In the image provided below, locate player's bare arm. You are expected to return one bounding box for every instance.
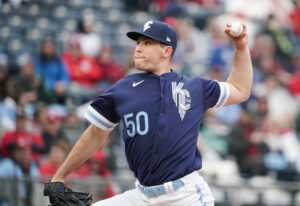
[51,124,110,182]
[223,23,253,106]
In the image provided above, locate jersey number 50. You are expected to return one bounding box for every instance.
[124,111,149,137]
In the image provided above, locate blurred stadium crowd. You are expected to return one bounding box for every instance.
[0,0,300,205]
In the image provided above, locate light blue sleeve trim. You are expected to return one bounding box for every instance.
[214,82,230,108]
[84,105,117,131]
[87,109,112,129]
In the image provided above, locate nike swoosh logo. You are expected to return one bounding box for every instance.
[132,80,144,87]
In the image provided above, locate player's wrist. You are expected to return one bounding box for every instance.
[235,45,249,52]
[50,175,66,183]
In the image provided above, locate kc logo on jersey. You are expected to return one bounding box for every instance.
[172,82,191,120]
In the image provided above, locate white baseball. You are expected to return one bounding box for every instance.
[229,21,243,37]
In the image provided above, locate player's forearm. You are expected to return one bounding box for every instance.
[226,46,253,102]
[52,125,109,182]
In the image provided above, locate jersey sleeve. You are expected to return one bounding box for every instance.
[202,78,230,110]
[84,86,120,131]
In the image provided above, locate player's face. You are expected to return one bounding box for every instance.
[134,37,164,72]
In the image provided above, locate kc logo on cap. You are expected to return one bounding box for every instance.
[127,20,177,52]
[143,20,153,32]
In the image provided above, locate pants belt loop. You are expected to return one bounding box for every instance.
[164,182,174,193]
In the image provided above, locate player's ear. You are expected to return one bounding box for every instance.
[162,46,173,58]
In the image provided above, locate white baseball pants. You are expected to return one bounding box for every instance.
[92,171,214,206]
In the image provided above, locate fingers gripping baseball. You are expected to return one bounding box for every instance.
[225,22,248,50]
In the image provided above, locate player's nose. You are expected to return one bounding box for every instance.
[135,44,142,53]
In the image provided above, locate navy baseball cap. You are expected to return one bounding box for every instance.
[127,20,177,52]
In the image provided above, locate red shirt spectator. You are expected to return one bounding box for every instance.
[1,114,45,163]
[39,140,71,181]
[288,73,300,96]
[76,150,114,199]
[96,45,126,83]
[62,35,103,87]
[290,2,300,37]
[288,54,300,97]
[39,160,58,177]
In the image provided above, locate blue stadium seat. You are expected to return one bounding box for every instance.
[26,27,42,41]
[27,3,40,17]
[53,5,68,19]
[58,30,71,45]
[0,26,11,40]
[63,19,77,32]
[8,38,24,53]
[70,0,84,7]
[99,0,123,10]
[8,15,22,27]
[0,3,12,16]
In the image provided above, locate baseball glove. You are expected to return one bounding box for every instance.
[44,182,93,206]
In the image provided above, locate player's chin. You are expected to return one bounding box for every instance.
[135,63,147,71]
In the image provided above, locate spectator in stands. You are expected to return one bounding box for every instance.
[42,111,68,154]
[207,64,242,126]
[249,96,269,129]
[0,136,40,206]
[287,52,300,100]
[30,102,48,136]
[7,53,55,105]
[251,34,289,84]
[34,37,69,104]
[251,34,277,77]
[290,0,300,36]
[200,110,229,158]
[62,34,103,104]
[62,34,103,86]
[63,110,85,146]
[39,139,71,180]
[77,13,102,58]
[150,0,169,12]
[264,14,295,73]
[161,0,186,17]
[263,115,300,181]
[228,109,269,177]
[0,52,16,135]
[296,112,300,139]
[96,45,126,85]
[166,16,212,77]
[0,110,45,163]
[124,0,150,11]
[76,149,115,199]
[210,33,234,79]
[0,52,8,101]
[253,73,298,128]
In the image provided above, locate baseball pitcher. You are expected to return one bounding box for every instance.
[44,20,252,206]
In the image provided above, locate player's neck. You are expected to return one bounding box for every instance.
[152,62,171,76]
[152,69,171,76]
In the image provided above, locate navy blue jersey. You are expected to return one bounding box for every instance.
[85,70,229,186]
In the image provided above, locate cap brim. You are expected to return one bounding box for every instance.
[127,31,160,43]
